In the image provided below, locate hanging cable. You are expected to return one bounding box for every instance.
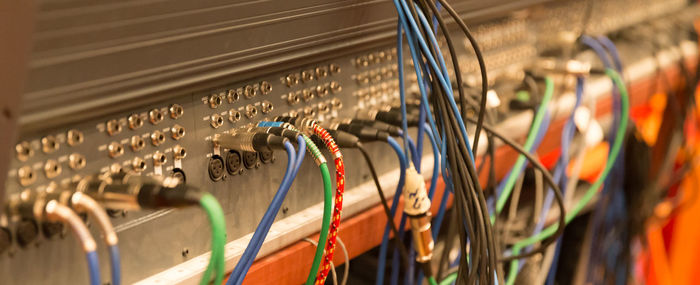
[71,192,121,285]
[222,133,306,285]
[505,68,630,285]
[493,78,555,220]
[44,200,101,285]
[269,117,345,285]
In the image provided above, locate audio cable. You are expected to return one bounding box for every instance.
[6,189,103,285]
[504,68,630,285]
[44,199,101,285]
[70,191,121,285]
[273,117,346,285]
[492,78,554,221]
[527,76,585,277]
[78,174,227,285]
[219,130,310,285]
[257,121,336,285]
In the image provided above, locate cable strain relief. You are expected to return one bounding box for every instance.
[280,129,300,141]
[310,135,325,149]
[327,130,360,148]
[419,262,434,279]
[265,135,289,150]
[376,131,390,141]
[251,133,274,152]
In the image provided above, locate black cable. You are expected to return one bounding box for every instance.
[434,0,489,156]
[417,0,467,121]
[355,143,413,268]
[408,2,497,281]
[461,116,567,261]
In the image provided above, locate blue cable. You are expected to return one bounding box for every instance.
[543,78,584,285]
[375,136,408,285]
[393,0,443,147]
[395,0,475,161]
[108,245,121,285]
[238,138,305,285]
[227,140,299,285]
[86,250,101,285]
[390,134,419,285]
[518,77,584,276]
[581,35,628,285]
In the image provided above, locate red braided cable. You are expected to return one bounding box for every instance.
[312,124,344,284]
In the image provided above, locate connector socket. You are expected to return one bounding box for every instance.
[169,104,184,119]
[41,135,60,154]
[260,81,272,95]
[15,141,33,161]
[229,109,242,123]
[130,135,146,151]
[171,124,186,140]
[44,159,62,178]
[150,131,166,146]
[108,142,125,158]
[244,85,256,98]
[149,109,164,125]
[261,100,274,114]
[210,114,224,129]
[66,129,84,146]
[17,166,36,186]
[152,151,167,166]
[245,104,258,119]
[68,153,86,170]
[172,145,187,160]
[132,157,146,172]
[106,119,122,136]
[209,94,223,109]
[128,114,144,130]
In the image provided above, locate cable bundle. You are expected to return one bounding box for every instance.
[389,0,498,283]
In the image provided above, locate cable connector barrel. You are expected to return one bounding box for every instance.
[79,174,202,210]
[213,132,289,152]
[402,166,434,265]
[274,116,316,134]
[324,123,390,142]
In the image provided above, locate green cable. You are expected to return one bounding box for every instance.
[306,162,333,285]
[438,273,458,285]
[290,131,333,285]
[505,68,629,285]
[493,77,555,222]
[277,127,332,284]
[199,193,227,285]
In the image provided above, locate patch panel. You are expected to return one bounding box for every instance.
[1,1,695,284]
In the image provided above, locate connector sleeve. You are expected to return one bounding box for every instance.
[265,136,289,150]
[136,184,202,208]
[326,130,359,148]
[334,124,390,142]
[257,121,284,128]
[251,133,274,152]
[348,119,401,136]
[375,110,420,126]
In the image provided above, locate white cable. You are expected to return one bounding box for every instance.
[336,237,349,285]
[303,238,338,285]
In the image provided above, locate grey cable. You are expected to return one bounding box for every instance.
[533,168,544,226]
[503,173,526,241]
[303,238,338,285]
[337,237,349,285]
